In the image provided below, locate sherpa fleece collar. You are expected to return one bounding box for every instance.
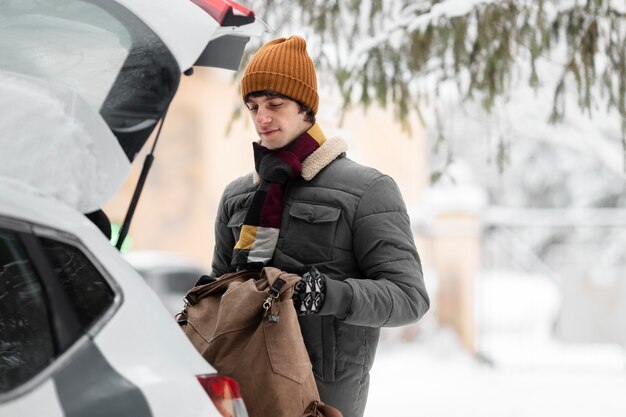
[253,136,347,185]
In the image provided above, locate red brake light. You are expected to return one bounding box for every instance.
[191,0,255,27]
[196,374,248,417]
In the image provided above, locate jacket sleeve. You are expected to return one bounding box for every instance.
[319,175,430,327]
[210,191,236,278]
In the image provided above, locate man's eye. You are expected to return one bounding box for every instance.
[248,106,258,112]
[269,102,283,108]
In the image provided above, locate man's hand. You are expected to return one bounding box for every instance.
[292,266,326,315]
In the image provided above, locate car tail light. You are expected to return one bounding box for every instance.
[196,374,248,417]
[191,0,255,26]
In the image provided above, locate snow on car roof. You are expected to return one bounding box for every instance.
[0,71,129,213]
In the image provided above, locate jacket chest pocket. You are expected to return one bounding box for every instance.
[283,202,342,264]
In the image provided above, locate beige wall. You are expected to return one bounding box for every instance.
[105,68,429,268]
[431,212,481,351]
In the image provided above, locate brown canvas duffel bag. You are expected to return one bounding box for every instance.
[177,267,342,417]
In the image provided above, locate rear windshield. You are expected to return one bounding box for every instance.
[0,0,180,161]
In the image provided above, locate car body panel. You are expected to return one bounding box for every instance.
[114,0,218,71]
[52,340,152,417]
[0,380,64,417]
[0,180,218,416]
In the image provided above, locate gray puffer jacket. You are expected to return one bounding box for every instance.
[210,137,430,417]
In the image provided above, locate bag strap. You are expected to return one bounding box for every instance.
[184,267,300,306]
[261,267,301,296]
[177,269,262,325]
[184,269,260,305]
[260,267,302,323]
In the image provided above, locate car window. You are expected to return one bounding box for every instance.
[0,0,130,111]
[0,228,116,394]
[0,229,55,394]
[0,0,180,161]
[40,237,114,330]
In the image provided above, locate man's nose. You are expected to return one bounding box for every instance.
[256,108,271,125]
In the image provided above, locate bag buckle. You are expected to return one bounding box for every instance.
[263,278,286,323]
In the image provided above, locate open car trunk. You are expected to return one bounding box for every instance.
[0,0,265,224]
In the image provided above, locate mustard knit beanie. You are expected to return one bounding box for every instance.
[241,35,319,114]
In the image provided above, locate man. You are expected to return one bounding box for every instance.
[209,35,430,417]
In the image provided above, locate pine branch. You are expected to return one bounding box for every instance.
[239,0,626,164]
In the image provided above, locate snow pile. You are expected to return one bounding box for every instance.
[476,270,560,336]
[367,271,626,417]
[0,71,129,213]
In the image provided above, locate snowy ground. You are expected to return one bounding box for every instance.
[365,270,626,417]
[366,328,626,417]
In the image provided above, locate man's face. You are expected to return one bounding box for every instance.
[246,95,312,150]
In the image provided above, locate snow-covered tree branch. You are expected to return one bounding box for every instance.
[243,0,626,166]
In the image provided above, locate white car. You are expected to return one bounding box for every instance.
[0,0,265,416]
